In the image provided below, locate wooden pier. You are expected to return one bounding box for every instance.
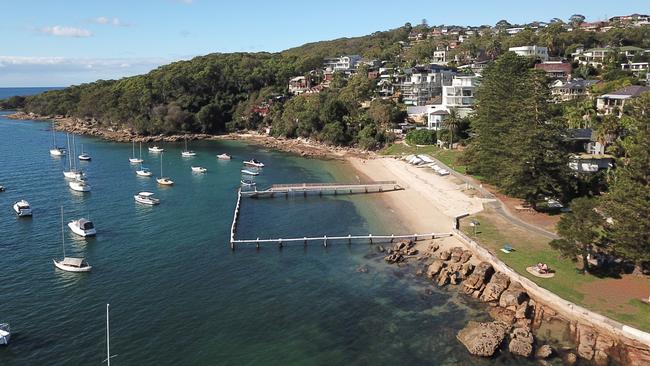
[228,180,448,250]
[240,181,402,198]
[230,232,453,249]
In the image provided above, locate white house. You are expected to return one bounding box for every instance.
[425,75,479,130]
[508,45,549,61]
[432,49,447,65]
[323,55,362,72]
[596,85,650,115]
[399,65,455,106]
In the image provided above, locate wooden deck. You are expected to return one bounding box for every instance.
[240,181,402,198]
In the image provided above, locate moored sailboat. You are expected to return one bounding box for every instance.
[53,207,92,273]
[156,152,174,185]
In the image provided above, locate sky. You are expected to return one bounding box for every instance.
[0,0,647,87]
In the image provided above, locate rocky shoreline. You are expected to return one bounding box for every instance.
[383,238,650,365]
[5,111,372,160]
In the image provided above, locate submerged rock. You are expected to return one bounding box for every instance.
[356,265,369,273]
[457,320,509,357]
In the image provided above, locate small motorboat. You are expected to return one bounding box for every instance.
[148,146,164,153]
[49,147,66,156]
[13,200,32,216]
[134,191,160,205]
[241,169,259,176]
[54,207,92,273]
[217,153,231,160]
[129,157,143,164]
[0,185,5,192]
[241,179,256,187]
[191,166,207,173]
[136,166,152,177]
[69,177,91,192]
[243,159,264,168]
[0,323,10,345]
[68,218,97,237]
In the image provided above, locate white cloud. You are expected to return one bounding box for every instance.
[91,17,130,27]
[40,25,92,37]
[0,56,191,86]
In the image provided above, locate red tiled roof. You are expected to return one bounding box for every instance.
[534,62,572,74]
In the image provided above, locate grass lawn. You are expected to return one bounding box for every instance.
[379,143,468,173]
[460,209,650,332]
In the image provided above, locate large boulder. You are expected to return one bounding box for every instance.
[593,334,614,366]
[459,262,474,279]
[457,321,509,357]
[437,268,450,286]
[450,247,464,262]
[480,272,510,302]
[427,260,445,278]
[439,250,451,261]
[499,285,528,310]
[462,261,494,295]
[460,250,473,263]
[508,327,534,357]
[577,326,597,361]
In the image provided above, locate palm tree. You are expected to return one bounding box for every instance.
[443,108,462,150]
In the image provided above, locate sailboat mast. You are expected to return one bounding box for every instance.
[106,303,111,366]
[60,206,66,258]
[67,134,72,170]
[132,141,135,158]
[160,153,163,177]
[52,122,56,147]
[139,142,142,159]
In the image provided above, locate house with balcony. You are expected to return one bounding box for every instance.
[534,61,572,80]
[573,48,613,67]
[288,76,308,95]
[432,49,447,65]
[596,85,650,115]
[621,62,650,75]
[323,55,362,73]
[551,79,600,102]
[399,65,455,106]
[508,45,549,61]
[565,128,613,173]
[424,75,479,130]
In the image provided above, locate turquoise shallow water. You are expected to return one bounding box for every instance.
[0,112,547,365]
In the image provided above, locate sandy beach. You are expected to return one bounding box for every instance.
[347,156,488,234]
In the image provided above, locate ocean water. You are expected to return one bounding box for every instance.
[0,112,548,365]
[0,87,64,99]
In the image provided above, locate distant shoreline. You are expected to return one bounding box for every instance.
[5,111,373,160]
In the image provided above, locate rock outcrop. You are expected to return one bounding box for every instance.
[508,327,534,357]
[457,321,509,357]
[480,272,510,302]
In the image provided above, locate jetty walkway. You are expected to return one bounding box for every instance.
[240,181,402,198]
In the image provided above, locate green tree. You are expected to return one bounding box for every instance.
[443,107,462,149]
[550,197,603,274]
[603,93,650,274]
[465,52,571,203]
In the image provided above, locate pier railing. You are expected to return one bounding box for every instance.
[240,181,403,198]
[230,232,453,249]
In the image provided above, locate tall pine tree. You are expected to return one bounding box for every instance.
[465,52,570,204]
[603,93,650,274]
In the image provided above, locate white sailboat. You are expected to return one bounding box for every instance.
[191,166,207,173]
[136,164,152,177]
[69,176,91,192]
[53,207,92,273]
[217,153,231,160]
[104,304,117,365]
[78,144,91,161]
[148,145,164,153]
[156,153,174,186]
[129,141,143,164]
[181,136,196,157]
[63,134,78,178]
[49,122,66,156]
